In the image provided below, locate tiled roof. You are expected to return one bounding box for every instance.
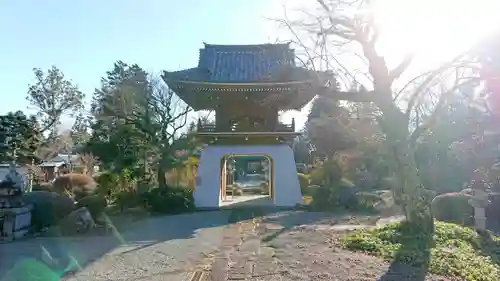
[39,161,66,167]
[164,43,301,83]
[45,154,80,165]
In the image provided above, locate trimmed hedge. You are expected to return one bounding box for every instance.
[141,186,195,214]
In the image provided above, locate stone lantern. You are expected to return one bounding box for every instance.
[468,169,490,232]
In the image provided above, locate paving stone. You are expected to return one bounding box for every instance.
[209,257,229,281]
[258,246,275,258]
[238,239,260,252]
[253,261,280,277]
[227,262,253,280]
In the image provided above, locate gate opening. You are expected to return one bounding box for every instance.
[219,154,273,207]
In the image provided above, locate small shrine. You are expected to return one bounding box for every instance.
[163,43,319,208]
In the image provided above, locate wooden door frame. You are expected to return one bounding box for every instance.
[219,153,274,200]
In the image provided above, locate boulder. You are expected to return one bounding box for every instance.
[58,207,96,235]
[431,192,474,226]
[22,191,75,231]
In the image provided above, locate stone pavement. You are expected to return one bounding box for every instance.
[194,214,280,281]
[195,210,405,281]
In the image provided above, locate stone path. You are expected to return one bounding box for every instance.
[194,211,407,281]
[203,212,281,281]
[1,211,231,281]
[1,208,407,281]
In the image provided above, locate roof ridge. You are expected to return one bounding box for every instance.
[202,42,291,50]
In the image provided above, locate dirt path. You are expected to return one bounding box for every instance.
[206,210,458,281]
[265,226,457,281]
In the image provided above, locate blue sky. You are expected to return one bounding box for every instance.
[0,0,286,129]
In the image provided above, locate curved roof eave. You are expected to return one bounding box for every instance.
[165,79,315,86]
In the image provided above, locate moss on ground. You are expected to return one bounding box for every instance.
[340,221,500,281]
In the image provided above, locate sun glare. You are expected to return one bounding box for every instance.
[267,0,500,128]
[374,0,500,66]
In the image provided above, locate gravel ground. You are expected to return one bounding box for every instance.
[264,228,458,281]
[1,209,462,281]
[0,211,230,281]
[248,211,459,281]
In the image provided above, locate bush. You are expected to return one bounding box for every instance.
[94,171,120,198]
[340,221,500,281]
[309,167,325,186]
[431,192,474,226]
[309,159,343,186]
[311,184,364,211]
[297,173,310,195]
[114,190,144,211]
[76,194,107,222]
[310,186,334,210]
[22,191,76,231]
[142,186,195,214]
[355,191,383,208]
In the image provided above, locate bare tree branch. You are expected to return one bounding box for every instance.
[404,55,474,117]
[409,76,481,145]
[389,54,416,82]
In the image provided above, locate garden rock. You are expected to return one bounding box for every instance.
[431,192,474,226]
[58,207,96,235]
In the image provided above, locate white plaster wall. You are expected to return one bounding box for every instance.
[193,144,302,208]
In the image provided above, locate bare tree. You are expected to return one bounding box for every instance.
[128,76,191,188]
[79,153,98,176]
[275,0,485,225]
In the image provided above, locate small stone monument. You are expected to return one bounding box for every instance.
[0,166,33,241]
[468,169,490,232]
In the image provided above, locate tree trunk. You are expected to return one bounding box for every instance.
[157,165,166,188]
[378,105,433,230]
[389,137,433,230]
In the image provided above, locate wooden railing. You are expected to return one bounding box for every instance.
[197,118,295,133]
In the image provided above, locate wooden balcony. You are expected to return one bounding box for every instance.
[197,118,296,133]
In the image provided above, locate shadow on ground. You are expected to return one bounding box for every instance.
[0,211,231,280]
[476,230,500,266]
[1,195,378,281]
[0,198,313,280]
[378,222,433,281]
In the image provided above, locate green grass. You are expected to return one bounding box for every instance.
[339,221,500,281]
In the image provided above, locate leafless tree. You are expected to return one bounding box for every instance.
[79,153,98,176]
[127,76,191,188]
[274,0,486,224]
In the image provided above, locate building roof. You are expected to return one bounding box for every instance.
[163,43,310,83]
[42,154,80,166]
[39,161,66,168]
